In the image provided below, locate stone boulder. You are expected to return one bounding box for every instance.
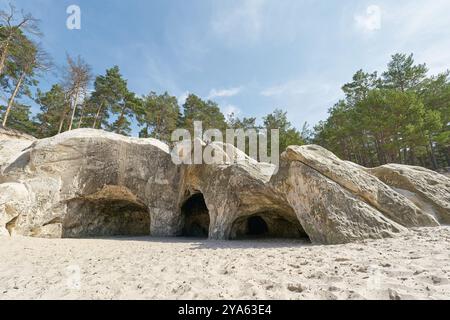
[368,164,450,224]
[1,128,448,245]
[284,145,438,228]
[0,183,32,236]
[0,129,181,238]
[271,156,407,244]
[0,126,36,174]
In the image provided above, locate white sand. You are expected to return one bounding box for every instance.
[1,227,449,300]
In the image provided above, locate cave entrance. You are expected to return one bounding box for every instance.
[62,186,151,238]
[247,216,269,236]
[231,212,310,241]
[181,193,210,238]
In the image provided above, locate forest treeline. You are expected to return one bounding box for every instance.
[0,4,449,170]
[0,5,305,153]
[314,54,449,170]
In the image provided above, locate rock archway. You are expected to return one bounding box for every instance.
[230,211,310,241]
[180,193,210,238]
[62,186,150,238]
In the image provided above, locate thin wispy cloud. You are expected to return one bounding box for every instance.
[6,0,450,137]
[260,81,305,97]
[207,87,242,99]
[354,5,382,32]
[259,77,343,126]
[221,104,241,118]
[211,0,266,45]
[177,91,190,106]
[371,0,450,74]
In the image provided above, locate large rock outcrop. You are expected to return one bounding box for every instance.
[0,126,35,172]
[1,129,448,245]
[284,146,438,228]
[368,164,450,224]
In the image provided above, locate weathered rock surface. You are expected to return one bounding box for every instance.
[284,145,438,228]
[272,158,407,244]
[0,129,180,238]
[368,164,450,224]
[0,126,35,174]
[1,128,448,245]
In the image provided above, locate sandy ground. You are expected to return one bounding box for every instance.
[1,227,450,300]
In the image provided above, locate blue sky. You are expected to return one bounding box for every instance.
[6,0,450,136]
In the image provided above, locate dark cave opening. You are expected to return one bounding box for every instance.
[181,193,210,238]
[63,198,150,238]
[231,212,310,241]
[247,216,269,236]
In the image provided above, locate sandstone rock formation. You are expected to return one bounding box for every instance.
[1,128,448,245]
[0,126,36,172]
[368,164,450,224]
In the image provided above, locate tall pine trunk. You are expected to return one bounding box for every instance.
[0,38,11,76]
[428,137,438,170]
[68,89,80,131]
[77,101,86,128]
[92,102,104,129]
[57,112,66,134]
[2,72,25,127]
[115,106,127,133]
[77,110,84,128]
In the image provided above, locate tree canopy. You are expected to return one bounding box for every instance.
[314,53,449,170]
[0,3,448,171]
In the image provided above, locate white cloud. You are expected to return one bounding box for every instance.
[355,5,382,32]
[207,87,242,99]
[211,0,266,44]
[260,81,305,97]
[370,0,450,74]
[221,104,241,118]
[177,91,190,106]
[384,0,450,39]
[209,0,310,47]
[259,77,343,126]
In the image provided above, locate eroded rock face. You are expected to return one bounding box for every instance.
[284,145,438,228]
[0,126,35,174]
[0,129,181,238]
[0,183,32,236]
[1,128,448,245]
[272,159,407,244]
[368,164,450,224]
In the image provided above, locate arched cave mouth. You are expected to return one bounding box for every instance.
[181,193,210,238]
[231,212,310,241]
[62,198,150,238]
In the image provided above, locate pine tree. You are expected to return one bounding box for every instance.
[62,54,92,132]
[90,66,128,129]
[1,31,49,128]
[0,3,40,76]
[263,109,305,152]
[35,84,67,137]
[137,91,180,142]
[181,94,226,132]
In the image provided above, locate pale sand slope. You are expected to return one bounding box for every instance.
[1,227,449,300]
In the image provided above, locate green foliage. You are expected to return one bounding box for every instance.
[88,66,128,129]
[107,91,142,135]
[181,94,227,132]
[342,69,380,104]
[263,109,305,152]
[137,91,180,142]
[227,113,257,130]
[35,84,66,137]
[314,53,449,169]
[0,103,37,134]
[382,53,428,92]
[1,6,447,172]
